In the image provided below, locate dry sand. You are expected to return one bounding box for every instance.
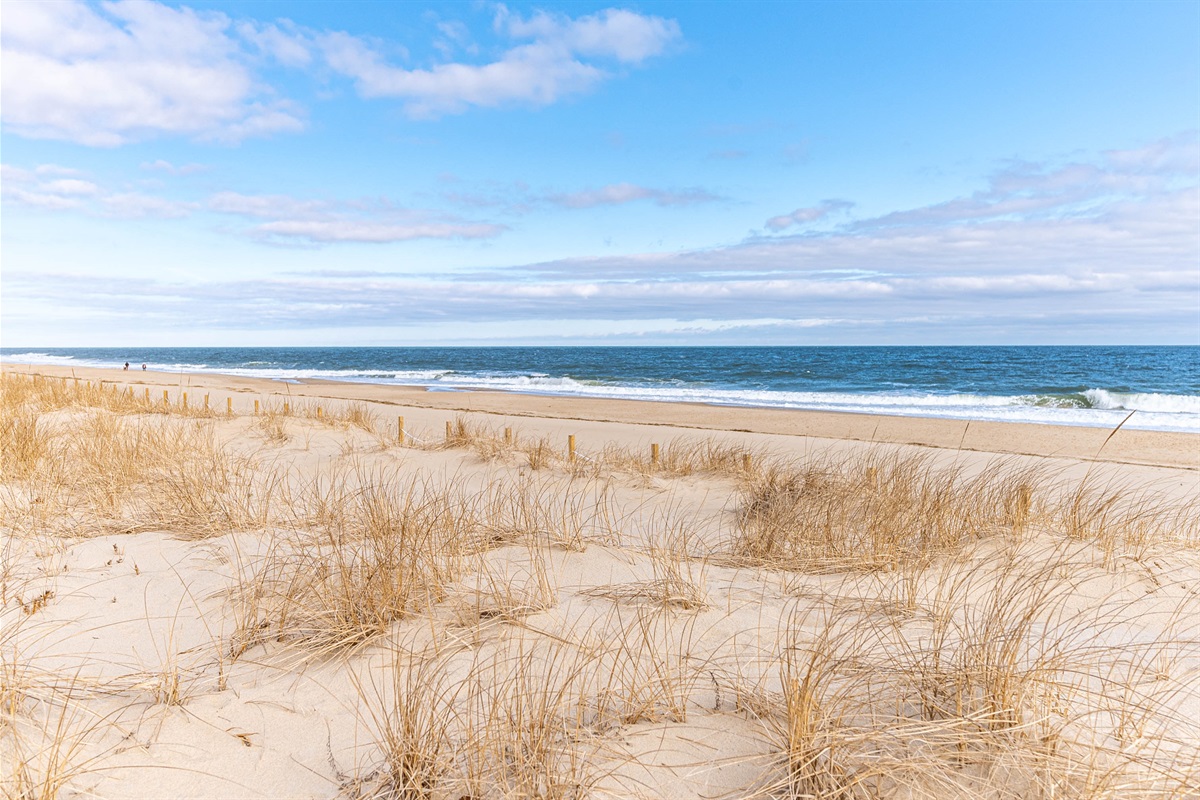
[3,364,1198,799]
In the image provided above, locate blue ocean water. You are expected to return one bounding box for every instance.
[3,346,1198,432]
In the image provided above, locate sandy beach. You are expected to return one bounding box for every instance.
[3,363,1198,799]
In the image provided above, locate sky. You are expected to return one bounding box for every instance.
[1,0,1198,347]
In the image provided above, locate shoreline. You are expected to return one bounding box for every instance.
[6,362,1198,470]
[3,347,1196,435]
[4,358,1198,798]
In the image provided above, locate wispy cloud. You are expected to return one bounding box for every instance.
[547,183,722,209]
[765,199,854,231]
[2,165,98,211]
[5,136,1195,342]
[207,191,505,245]
[3,162,198,218]
[140,160,209,176]
[251,219,505,244]
[100,192,197,220]
[4,169,504,238]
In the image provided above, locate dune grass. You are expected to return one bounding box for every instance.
[2,372,1197,798]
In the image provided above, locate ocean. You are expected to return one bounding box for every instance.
[3,346,1198,433]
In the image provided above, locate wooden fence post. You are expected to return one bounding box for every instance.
[651,443,660,466]
[568,435,576,461]
[397,416,405,445]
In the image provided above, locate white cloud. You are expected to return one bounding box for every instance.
[40,179,100,196]
[100,192,196,219]
[499,7,681,64]
[140,159,208,175]
[252,219,506,244]
[1,2,680,144]
[207,190,506,244]
[208,191,331,219]
[2,161,195,218]
[235,20,312,67]
[548,183,722,209]
[319,6,680,118]
[1,187,89,211]
[1,0,304,145]
[4,136,1194,344]
[765,199,854,231]
[1,165,98,210]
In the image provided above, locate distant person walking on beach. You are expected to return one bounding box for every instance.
[142,363,147,371]
[124,362,129,370]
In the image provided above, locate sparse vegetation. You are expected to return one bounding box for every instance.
[2,368,1197,798]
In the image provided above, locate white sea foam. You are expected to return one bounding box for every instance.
[1083,388,1200,414]
[4,352,1197,432]
[412,375,1200,432]
[2,352,81,365]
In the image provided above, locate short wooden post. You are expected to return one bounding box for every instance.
[397,416,405,445]
[743,453,753,472]
[144,388,150,402]
[568,435,576,460]
[254,399,260,415]
[163,389,169,405]
[445,420,453,441]
[316,406,323,419]
[504,427,513,445]
[283,402,289,415]
[182,392,188,409]
[204,393,209,409]
[650,443,660,466]
[227,397,233,414]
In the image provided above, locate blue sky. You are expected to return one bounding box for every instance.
[2,0,1197,346]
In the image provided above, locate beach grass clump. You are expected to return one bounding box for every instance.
[0,407,51,483]
[456,641,603,800]
[732,445,1198,575]
[352,638,605,800]
[731,451,1060,572]
[1054,476,1200,558]
[349,650,459,800]
[255,406,290,444]
[582,607,705,729]
[0,403,281,540]
[231,471,476,653]
[1,372,157,418]
[0,646,117,800]
[453,546,558,631]
[745,542,1200,799]
[341,402,379,434]
[602,436,758,479]
[582,520,709,611]
[479,475,618,552]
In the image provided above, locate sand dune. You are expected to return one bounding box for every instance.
[3,365,1198,799]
